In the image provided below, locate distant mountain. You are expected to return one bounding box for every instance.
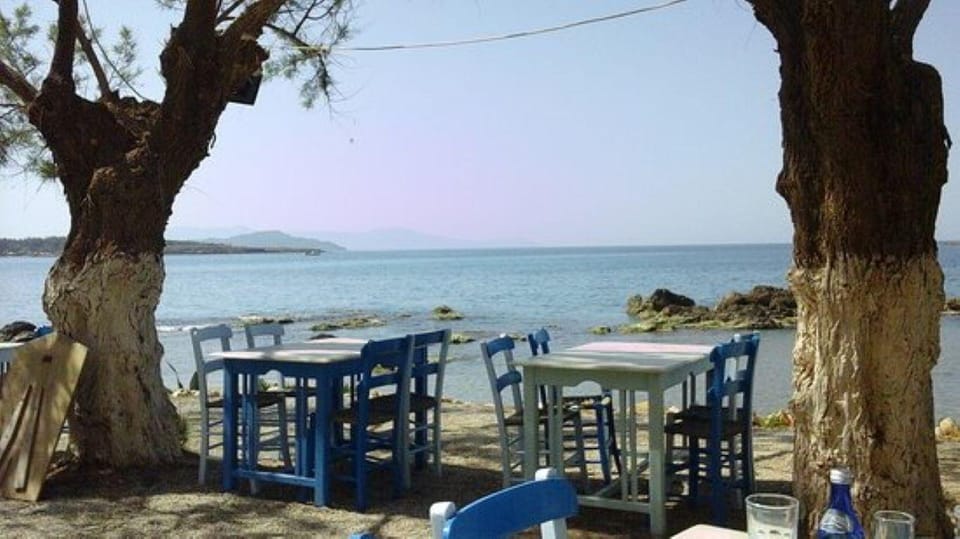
[0,236,304,256]
[218,230,345,251]
[168,225,532,251]
[297,227,535,251]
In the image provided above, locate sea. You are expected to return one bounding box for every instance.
[3,243,960,418]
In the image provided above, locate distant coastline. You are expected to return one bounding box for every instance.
[0,236,334,257]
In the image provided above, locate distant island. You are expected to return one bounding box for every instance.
[0,231,346,257]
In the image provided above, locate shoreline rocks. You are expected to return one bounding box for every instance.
[432,305,464,321]
[619,285,797,333]
[0,321,38,342]
[309,315,385,331]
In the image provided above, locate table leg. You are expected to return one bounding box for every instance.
[223,366,238,491]
[548,384,563,475]
[522,374,539,479]
[295,377,306,477]
[649,385,667,537]
[248,373,260,472]
[314,375,330,506]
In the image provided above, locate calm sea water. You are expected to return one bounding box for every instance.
[3,244,960,417]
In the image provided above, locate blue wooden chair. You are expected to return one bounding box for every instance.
[479,336,586,488]
[408,329,451,477]
[190,324,290,485]
[664,332,761,524]
[429,467,577,539]
[528,328,621,484]
[328,335,415,511]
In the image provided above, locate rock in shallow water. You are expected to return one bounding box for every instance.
[0,320,37,342]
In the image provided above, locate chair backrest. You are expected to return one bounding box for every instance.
[244,322,284,348]
[707,332,761,423]
[429,467,577,539]
[412,329,451,397]
[527,327,551,356]
[357,336,416,425]
[479,336,523,422]
[526,328,553,406]
[190,324,233,399]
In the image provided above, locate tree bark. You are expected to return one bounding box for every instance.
[44,250,181,466]
[748,1,951,536]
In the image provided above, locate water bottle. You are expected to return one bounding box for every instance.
[816,467,865,538]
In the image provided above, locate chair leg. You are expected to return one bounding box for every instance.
[573,414,588,488]
[709,434,725,525]
[500,424,513,488]
[688,436,700,504]
[354,423,368,512]
[744,431,755,494]
[433,407,443,476]
[594,404,612,485]
[604,399,622,474]
[277,399,292,468]
[198,408,209,485]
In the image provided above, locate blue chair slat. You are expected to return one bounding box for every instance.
[496,370,522,393]
[431,468,577,539]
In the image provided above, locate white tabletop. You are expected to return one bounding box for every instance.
[513,341,713,374]
[0,342,22,364]
[671,524,748,538]
[211,341,361,364]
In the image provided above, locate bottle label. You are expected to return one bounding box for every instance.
[819,509,853,532]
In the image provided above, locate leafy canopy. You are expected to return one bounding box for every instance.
[0,0,352,178]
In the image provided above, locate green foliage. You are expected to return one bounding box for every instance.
[1,1,353,180]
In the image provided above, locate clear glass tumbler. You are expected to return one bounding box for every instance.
[872,510,914,539]
[745,493,800,538]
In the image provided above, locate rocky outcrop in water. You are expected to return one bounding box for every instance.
[309,315,385,331]
[432,305,464,321]
[619,285,797,333]
[0,321,37,342]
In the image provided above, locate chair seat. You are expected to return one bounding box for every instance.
[207,391,286,409]
[503,408,579,427]
[332,394,401,425]
[562,393,611,410]
[665,415,748,439]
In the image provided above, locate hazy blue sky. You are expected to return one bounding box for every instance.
[1,1,958,246]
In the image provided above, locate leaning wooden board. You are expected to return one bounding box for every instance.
[0,333,86,501]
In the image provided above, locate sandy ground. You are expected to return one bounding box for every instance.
[0,395,958,538]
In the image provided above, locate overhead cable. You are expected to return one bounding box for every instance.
[299,0,687,54]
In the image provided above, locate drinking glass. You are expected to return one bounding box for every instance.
[745,493,799,538]
[873,510,914,539]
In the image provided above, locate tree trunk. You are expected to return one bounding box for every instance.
[790,256,945,535]
[748,2,952,536]
[44,250,181,466]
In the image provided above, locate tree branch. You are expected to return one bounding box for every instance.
[0,60,38,104]
[48,0,79,91]
[223,0,285,43]
[891,0,931,57]
[75,17,116,103]
[215,0,248,25]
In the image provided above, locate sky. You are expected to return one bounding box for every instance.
[0,0,958,247]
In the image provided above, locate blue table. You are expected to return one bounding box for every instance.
[213,341,363,506]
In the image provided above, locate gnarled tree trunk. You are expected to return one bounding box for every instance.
[749,1,952,536]
[45,250,181,465]
[17,0,272,467]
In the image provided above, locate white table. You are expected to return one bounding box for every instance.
[514,341,715,537]
[0,342,20,364]
[671,524,747,538]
